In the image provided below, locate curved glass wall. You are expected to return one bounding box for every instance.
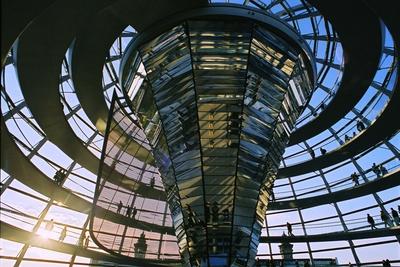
[1,0,399,266]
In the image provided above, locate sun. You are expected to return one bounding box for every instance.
[37,228,56,240]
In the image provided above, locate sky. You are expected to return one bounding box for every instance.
[1,0,399,266]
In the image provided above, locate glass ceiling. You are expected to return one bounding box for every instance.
[1,0,399,266]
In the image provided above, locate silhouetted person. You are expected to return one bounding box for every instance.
[54,169,65,185]
[53,170,61,184]
[212,202,219,223]
[286,222,294,236]
[84,235,90,248]
[126,206,132,217]
[308,148,315,159]
[367,214,377,229]
[186,205,196,227]
[150,177,155,188]
[45,219,54,231]
[235,230,243,244]
[222,208,230,221]
[205,202,211,223]
[269,188,275,202]
[320,147,327,155]
[351,172,359,186]
[380,165,388,176]
[352,131,356,137]
[132,207,137,220]
[380,210,390,227]
[391,208,399,225]
[59,226,67,241]
[348,262,353,267]
[372,163,381,177]
[356,120,365,131]
[344,134,350,142]
[117,201,123,214]
[256,257,261,267]
[383,259,391,267]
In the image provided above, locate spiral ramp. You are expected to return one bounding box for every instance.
[1,0,399,266]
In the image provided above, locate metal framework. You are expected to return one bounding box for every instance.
[1,0,399,266]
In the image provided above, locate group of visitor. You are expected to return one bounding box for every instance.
[116,200,138,220]
[367,206,399,229]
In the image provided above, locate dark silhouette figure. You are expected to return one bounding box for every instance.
[380,165,388,176]
[234,230,243,244]
[380,210,390,227]
[54,169,66,185]
[126,206,132,217]
[212,202,219,223]
[205,202,211,223]
[53,170,61,184]
[222,208,230,221]
[344,134,350,142]
[45,219,54,231]
[320,147,327,155]
[356,119,365,131]
[372,163,381,177]
[59,226,67,241]
[391,208,399,225]
[132,207,138,220]
[286,222,294,236]
[117,201,123,214]
[269,189,275,202]
[256,257,261,267]
[367,214,377,229]
[308,148,315,159]
[383,259,391,267]
[186,205,196,227]
[351,172,359,186]
[150,177,155,188]
[84,235,90,248]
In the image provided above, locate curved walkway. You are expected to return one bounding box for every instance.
[1,0,55,64]
[260,226,400,243]
[1,120,174,235]
[10,0,200,201]
[69,8,154,160]
[12,0,166,200]
[69,7,154,166]
[278,0,400,178]
[1,221,179,267]
[270,169,400,210]
[288,0,382,145]
[69,0,206,162]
